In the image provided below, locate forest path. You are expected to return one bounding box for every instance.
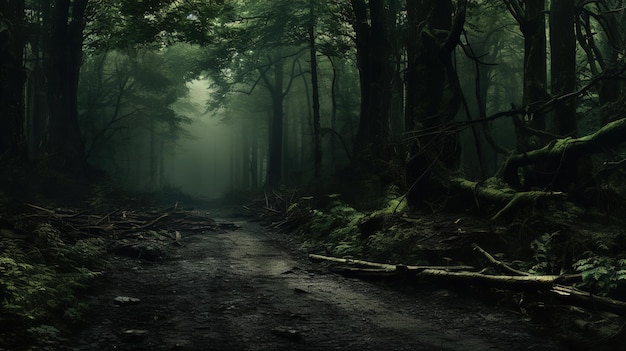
[67,211,564,351]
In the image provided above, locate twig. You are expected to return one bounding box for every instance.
[133,213,169,230]
[26,203,55,214]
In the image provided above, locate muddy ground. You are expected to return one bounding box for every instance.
[58,208,572,351]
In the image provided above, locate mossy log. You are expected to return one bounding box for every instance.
[417,269,571,288]
[499,117,626,187]
[308,254,474,271]
[448,177,566,220]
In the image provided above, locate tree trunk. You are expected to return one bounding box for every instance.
[309,0,322,183]
[519,0,547,150]
[242,121,250,190]
[350,0,393,171]
[405,0,466,206]
[549,0,577,137]
[596,0,626,125]
[0,0,26,160]
[264,58,285,187]
[43,0,88,172]
[250,123,259,190]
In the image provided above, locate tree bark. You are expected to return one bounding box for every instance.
[43,0,89,172]
[519,0,548,150]
[405,0,466,206]
[549,0,577,137]
[309,0,322,183]
[0,0,26,160]
[263,58,285,187]
[350,0,393,170]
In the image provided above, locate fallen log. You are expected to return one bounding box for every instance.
[550,284,626,315]
[309,255,575,288]
[417,269,575,289]
[498,117,626,187]
[308,253,474,271]
[310,253,622,315]
[449,178,566,220]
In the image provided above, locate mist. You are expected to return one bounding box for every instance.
[170,78,238,199]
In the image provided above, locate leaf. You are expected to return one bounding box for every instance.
[575,263,595,272]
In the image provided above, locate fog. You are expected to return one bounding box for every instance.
[170,79,237,199]
[77,43,359,198]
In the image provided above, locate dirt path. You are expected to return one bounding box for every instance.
[67,212,565,351]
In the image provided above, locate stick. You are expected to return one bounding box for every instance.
[134,213,169,230]
[472,243,530,276]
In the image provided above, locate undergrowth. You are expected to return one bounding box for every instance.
[0,223,106,350]
[294,186,626,299]
[296,186,412,261]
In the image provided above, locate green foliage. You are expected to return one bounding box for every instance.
[26,325,61,348]
[298,189,413,260]
[0,224,106,349]
[300,201,366,256]
[364,228,423,264]
[529,231,562,275]
[573,256,626,296]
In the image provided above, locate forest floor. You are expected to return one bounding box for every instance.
[61,207,568,351]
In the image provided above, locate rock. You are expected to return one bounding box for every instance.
[113,296,141,305]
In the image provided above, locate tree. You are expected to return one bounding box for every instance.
[309,0,322,183]
[503,0,548,151]
[550,0,577,137]
[203,0,320,187]
[78,45,196,189]
[0,0,26,161]
[349,0,394,170]
[41,0,90,172]
[405,0,467,205]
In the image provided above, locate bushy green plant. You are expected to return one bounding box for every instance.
[573,256,626,296]
[298,201,366,256]
[529,231,561,274]
[0,223,106,350]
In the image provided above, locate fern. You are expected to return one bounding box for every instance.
[573,255,626,296]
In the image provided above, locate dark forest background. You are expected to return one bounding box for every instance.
[1,0,626,348]
[1,0,625,202]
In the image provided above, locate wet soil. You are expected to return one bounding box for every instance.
[66,211,565,351]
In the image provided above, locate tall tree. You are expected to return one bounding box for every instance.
[42,0,89,171]
[405,0,467,204]
[309,0,322,183]
[550,0,577,136]
[203,0,317,187]
[350,0,394,170]
[504,0,548,150]
[0,0,25,160]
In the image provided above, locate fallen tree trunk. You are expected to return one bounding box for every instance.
[498,117,626,187]
[551,284,626,315]
[309,253,625,314]
[417,269,576,289]
[308,254,474,271]
[448,177,566,220]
